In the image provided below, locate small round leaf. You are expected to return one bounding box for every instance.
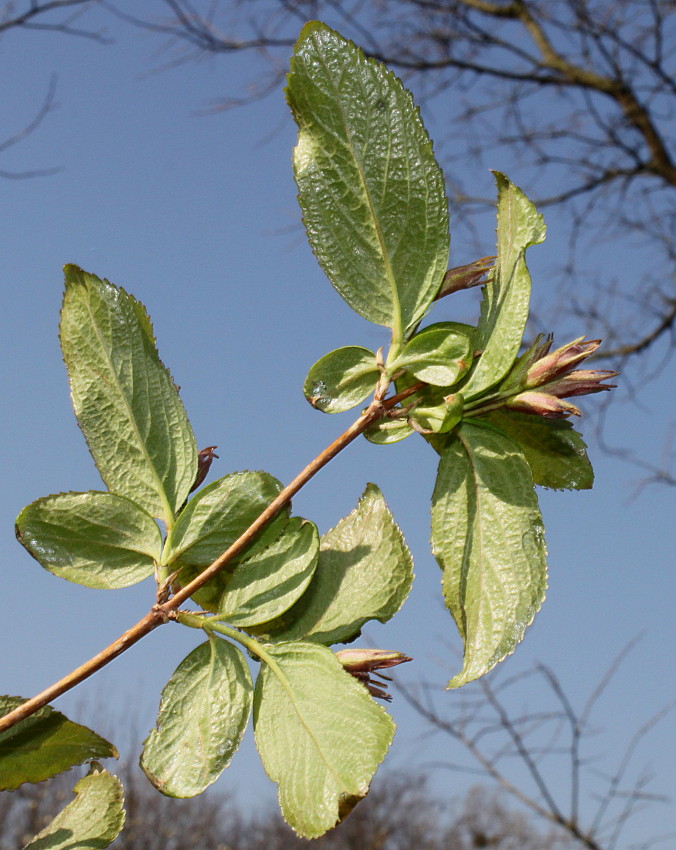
[394,322,473,386]
[304,347,379,413]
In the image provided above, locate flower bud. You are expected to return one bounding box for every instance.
[189,446,219,493]
[335,649,412,702]
[525,337,601,387]
[506,391,582,419]
[546,369,618,399]
[435,256,494,299]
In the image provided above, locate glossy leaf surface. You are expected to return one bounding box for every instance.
[257,484,413,644]
[254,642,394,838]
[363,416,414,445]
[23,765,124,850]
[484,411,594,490]
[462,175,546,398]
[287,22,449,340]
[431,423,547,687]
[60,266,197,523]
[167,472,287,565]
[410,394,464,435]
[394,323,472,386]
[218,518,319,626]
[141,637,253,797]
[304,346,379,413]
[16,491,161,589]
[0,698,117,790]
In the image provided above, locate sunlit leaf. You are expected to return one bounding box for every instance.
[254,642,394,838]
[141,636,252,797]
[287,22,449,341]
[393,323,472,386]
[16,491,161,589]
[167,471,291,610]
[431,422,547,687]
[23,765,124,849]
[60,266,197,524]
[256,484,413,644]
[0,698,117,791]
[218,518,319,626]
[363,416,415,445]
[304,346,379,413]
[462,175,546,399]
[409,393,464,435]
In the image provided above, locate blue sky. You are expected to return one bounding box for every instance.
[1,8,673,842]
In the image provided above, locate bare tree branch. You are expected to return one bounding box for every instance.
[397,644,673,850]
[0,75,61,179]
[0,1,110,42]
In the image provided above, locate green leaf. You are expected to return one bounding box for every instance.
[254,642,395,838]
[393,323,473,386]
[483,411,594,490]
[167,470,288,566]
[462,175,546,399]
[0,698,118,790]
[410,393,464,435]
[59,265,197,524]
[431,423,547,688]
[167,471,290,611]
[287,22,449,341]
[218,518,319,626]
[304,346,379,413]
[141,636,253,797]
[23,765,125,849]
[363,416,414,445]
[256,484,413,644]
[16,491,161,589]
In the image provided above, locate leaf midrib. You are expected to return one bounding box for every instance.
[81,289,174,525]
[311,36,403,342]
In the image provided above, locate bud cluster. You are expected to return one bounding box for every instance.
[506,337,618,419]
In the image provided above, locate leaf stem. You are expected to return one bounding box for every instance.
[178,611,274,666]
[0,388,413,734]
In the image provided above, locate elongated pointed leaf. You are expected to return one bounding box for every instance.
[431,423,547,687]
[59,265,197,523]
[462,175,546,399]
[484,411,594,490]
[287,22,449,340]
[218,518,319,626]
[16,491,161,589]
[23,765,124,849]
[256,484,413,644]
[304,346,379,413]
[141,637,253,797]
[254,642,394,838]
[0,698,118,790]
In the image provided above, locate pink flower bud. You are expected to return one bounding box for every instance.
[335,649,412,702]
[525,337,602,387]
[507,391,582,419]
[436,256,494,299]
[546,369,619,399]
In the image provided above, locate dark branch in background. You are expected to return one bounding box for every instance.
[0,1,112,179]
[3,2,673,481]
[106,0,675,484]
[0,75,61,179]
[397,642,674,850]
[0,0,110,42]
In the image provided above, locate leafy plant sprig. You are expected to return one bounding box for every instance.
[1,21,616,844]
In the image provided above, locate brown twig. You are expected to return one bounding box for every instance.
[0,384,420,734]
